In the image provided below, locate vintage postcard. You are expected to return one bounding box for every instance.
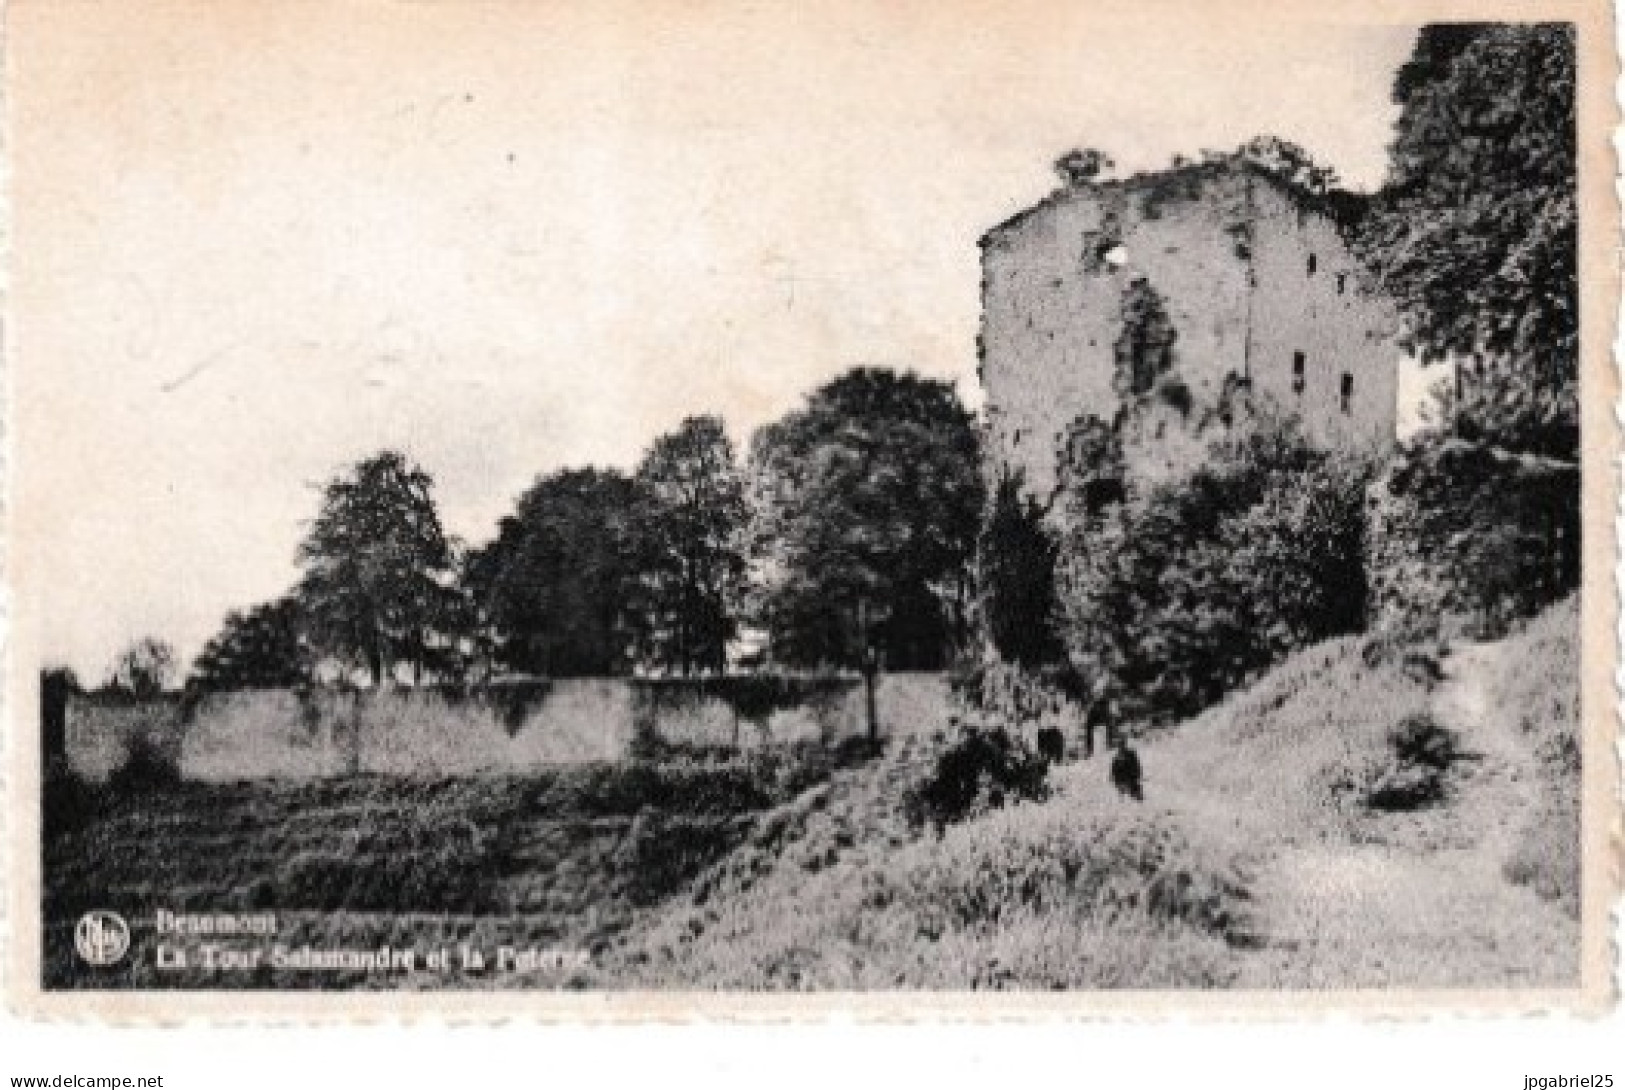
[3,0,1618,1019]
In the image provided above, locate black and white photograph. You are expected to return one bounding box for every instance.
[6,0,1615,1014]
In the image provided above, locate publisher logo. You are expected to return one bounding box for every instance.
[74,911,130,966]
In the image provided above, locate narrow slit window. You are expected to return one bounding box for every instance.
[1307,253,1318,276]
[1292,352,1306,395]
[1340,372,1354,414]
[1336,272,1348,295]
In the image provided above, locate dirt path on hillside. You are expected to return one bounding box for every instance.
[1233,639,1579,988]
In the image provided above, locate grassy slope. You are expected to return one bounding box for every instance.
[1168,596,1580,987]
[619,597,1582,989]
[614,732,1257,989]
[1483,599,1581,915]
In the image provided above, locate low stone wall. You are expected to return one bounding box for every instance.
[64,674,953,782]
[1366,439,1579,639]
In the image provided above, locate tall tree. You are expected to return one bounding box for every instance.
[976,470,1063,667]
[464,468,645,677]
[187,596,313,693]
[295,450,459,685]
[1359,24,1577,458]
[633,416,748,675]
[748,368,984,670]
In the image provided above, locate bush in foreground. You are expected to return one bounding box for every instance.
[902,723,1049,831]
[1328,712,1462,813]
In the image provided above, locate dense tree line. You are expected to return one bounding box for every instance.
[180,367,983,691]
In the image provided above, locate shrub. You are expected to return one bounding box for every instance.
[1388,713,1458,770]
[1365,714,1460,811]
[1325,711,1459,813]
[1056,411,1370,723]
[903,723,1049,830]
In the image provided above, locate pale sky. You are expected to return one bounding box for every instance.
[9,1,1418,679]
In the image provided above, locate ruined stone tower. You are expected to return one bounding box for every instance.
[979,158,1403,502]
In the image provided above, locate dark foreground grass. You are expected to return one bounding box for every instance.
[42,762,773,989]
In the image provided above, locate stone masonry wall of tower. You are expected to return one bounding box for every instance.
[978,162,1403,505]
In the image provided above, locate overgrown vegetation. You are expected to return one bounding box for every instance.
[1357,24,1577,459]
[1113,278,1178,399]
[1056,412,1371,725]
[1368,436,1579,640]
